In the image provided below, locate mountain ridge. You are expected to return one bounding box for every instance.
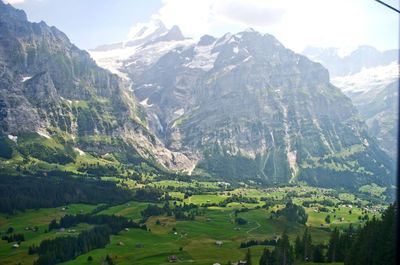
[91,22,395,189]
[0,1,195,174]
[0,2,395,191]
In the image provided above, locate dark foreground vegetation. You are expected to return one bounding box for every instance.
[253,203,397,265]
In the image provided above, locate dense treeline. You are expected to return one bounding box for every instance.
[274,200,308,224]
[219,194,258,206]
[345,203,396,265]
[32,225,111,265]
[200,195,259,208]
[1,233,25,243]
[240,238,277,248]
[141,202,201,221]
[133,187,164,202]
[31,213,147,265]
[0,175,133,214]
[48,214,145,233]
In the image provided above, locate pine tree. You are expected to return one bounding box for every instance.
[294,235,303,261]
[273,230,294,265]
[105,254,114,265]
[245,248,252,265]
[327,227,340,262]
[312,244,325,262]
[325,214,331,224]
[259,248,271,265]
[302,228,312,262]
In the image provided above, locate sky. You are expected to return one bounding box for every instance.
[4,0,400,53]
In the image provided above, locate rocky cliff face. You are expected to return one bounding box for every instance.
[93,25,395,189]
[0,1,193,171]
[303,46,399,160]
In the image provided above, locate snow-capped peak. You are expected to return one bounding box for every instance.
[128,19,167,41]
[90,19,191,79]
[122,19,187,49]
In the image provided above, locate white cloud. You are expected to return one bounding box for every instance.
[4,0,25,4]
[214,0,285,27]
[133,0,398,53]
[152,0,215,38]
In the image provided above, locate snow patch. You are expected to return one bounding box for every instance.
[8,135,18,143]
[74,147,86,156]
[60,97,73,104]
[243,56,252,62]
[22,76,32,82]
[331,62,399,94]
[215,33,232,47]
[90,39,193,79]
[233,46,239,54]
[185,44,219,71]
[37,130,51,139]
[139,98,153,107]
[174,108,185,116]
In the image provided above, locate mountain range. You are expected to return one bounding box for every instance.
[92,20,395,189]
[0,3,395,191]
[303,46,399,159]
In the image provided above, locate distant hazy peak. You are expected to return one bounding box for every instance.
[148,24,186,44]
[91,20,186,52]
[302,45,399,76]
[198,35,217,46]
[127,19,167,41]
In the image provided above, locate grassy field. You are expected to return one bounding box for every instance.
[0,185,382,265]
[0,204,97,265]
[59,208,330,265]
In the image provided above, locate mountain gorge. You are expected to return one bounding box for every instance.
[91,20,395,189]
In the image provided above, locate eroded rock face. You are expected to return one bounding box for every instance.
[0,1,195,172]
[304,46,399,161]
[95,26,394,188]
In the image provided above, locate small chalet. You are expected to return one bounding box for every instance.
[168,255,178,262]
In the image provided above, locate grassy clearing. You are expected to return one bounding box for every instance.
[96,201,151,221]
